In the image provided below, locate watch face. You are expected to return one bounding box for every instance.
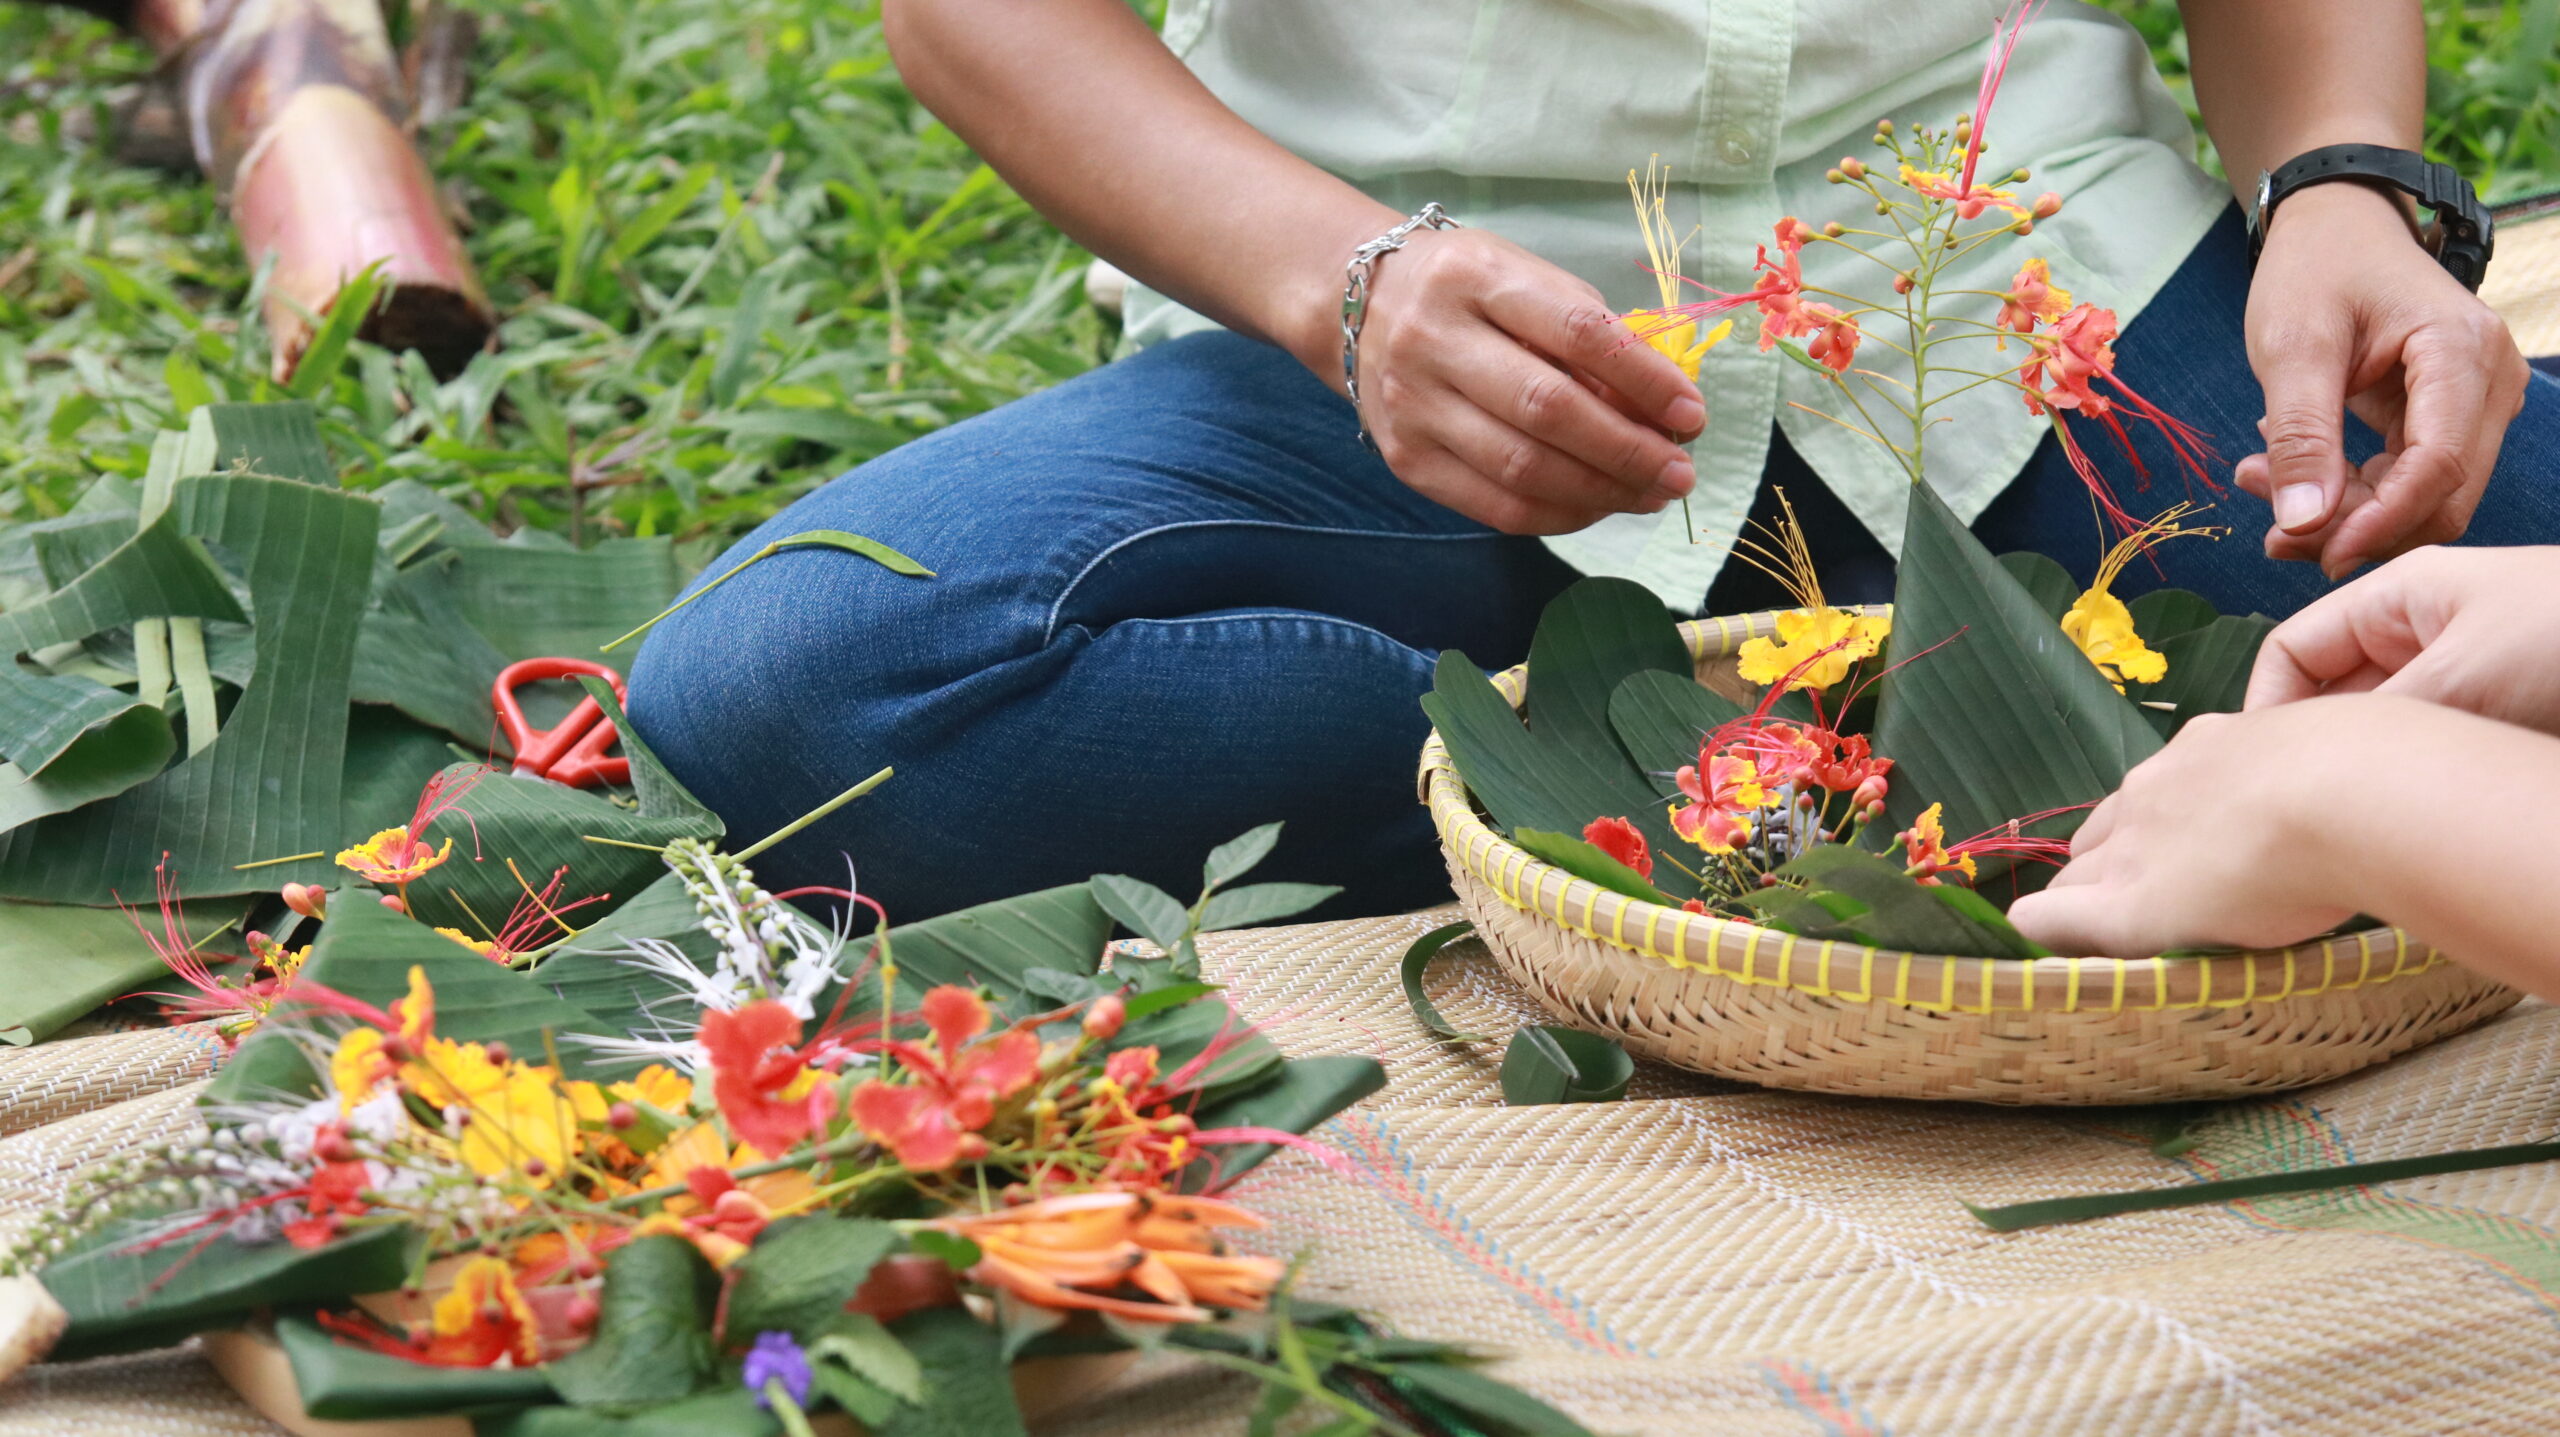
[2255,171,2274,222]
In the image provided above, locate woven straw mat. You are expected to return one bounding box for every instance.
[6,915,2560,1433]
[2486,210,2560,358]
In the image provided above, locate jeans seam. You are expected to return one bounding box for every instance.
[1041,518,1511,646]
[1059,607,1426,658]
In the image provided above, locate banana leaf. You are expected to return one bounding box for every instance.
[1869,482,2162,850]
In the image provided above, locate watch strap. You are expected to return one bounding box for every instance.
[2248,143,2494,291]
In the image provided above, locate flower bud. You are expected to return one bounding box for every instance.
[1825,168,1845,185]
[482,1041,511,1066]
[2012,219,2034,236]
[1892,272,1914,294]
[2032,192,2063,219]
[1080,994,1126,1041]
[281,883,327,919]
[953,1133,990,1162]
[1839,156,1866,180]
[2010,167,2032,184]
[378,893,406,914]
[1822,221,1845,238]
[713,1189,764,1223]
[563,1295,602,1331]
[1875,119,1894,136]
[1874,200,1890,216]
[607,1101,637,1130]
[1851,775,1890,812]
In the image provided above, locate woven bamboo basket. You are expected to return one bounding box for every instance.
[1419,609,2521,1104]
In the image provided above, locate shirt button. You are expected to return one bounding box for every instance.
[1719,128,1754,166]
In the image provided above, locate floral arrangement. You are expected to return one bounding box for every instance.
[15,757,1586,1435]
[1423,2,2278,959]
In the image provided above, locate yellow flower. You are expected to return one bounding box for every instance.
[1738,607,1893,692]
[435,927,499,961]
[2063,504,2226,691]
[331,1027,395,1112]
[613,1065,693,1114]
[1727,488,1892,691]
[419,1256,541,1367]
[336,826,452,885]
[1625,159,1734,380]
[450,1065,579,1185]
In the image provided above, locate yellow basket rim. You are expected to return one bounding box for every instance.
[1418,610,2446,1015]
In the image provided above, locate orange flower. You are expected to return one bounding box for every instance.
[1579,817,1653,881]
[1669,753,1775,855]
[2021,303,2119,418]
[417,1256,541,1366]
[847,986,1040,1171]
[1995,257,2071,343]
[925,1190,1281,1325]
[1900,802,1978,887]
[1802,303,1861,373]
[335,768,488,887]
[701,1001,835,1157]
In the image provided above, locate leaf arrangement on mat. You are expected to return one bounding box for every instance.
[1399,921,1635,1107]
[1427,476,2274,959]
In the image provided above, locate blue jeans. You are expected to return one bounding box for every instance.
[629,207,2560,921]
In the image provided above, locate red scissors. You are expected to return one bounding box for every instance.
[492,658,632,789]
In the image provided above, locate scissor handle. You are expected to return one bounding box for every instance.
[493,658,628,783]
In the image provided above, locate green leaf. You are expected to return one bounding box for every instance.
[43,1218,412,1361]
[1398,920,1483,1042]
[1509,829,1675,906]
[723,1217,900,1343]
[1743,847,2047,960]
[0,705,176,832]
[1118,980,1216,1023]
[576,677,719,827]
[1201,822,1283,891]
[2126,587,2220,647]
[351,547,515,744]
[1870,481,2161,855]
[606,163,719,270]
[1182,1055,1387,1192]
[710,266,777,409]
[1499,1026,1632,1106]
[1605,667,1748,798]
[210,893,602,1104]
[481,1387,781,1437]
[1996,550,2079,621]
[0,895,251,1045]
[904,1230,981,1272]
[600,531,931,656]
[1965,1139,2560,1233]
[0,466,379,902]
[809,1363,898,1426]
[285,265,387,400]
[277,1313,558,1419]
[450,538,687,662]
[1088,873,1190,950]
[189,402,336,485]
[1198,881,1339,931]
[875,1307,1027,1437]
[544,1234,722,1409]
[399,762,716,940]
[807,1314,925,1404]
[1390,1360,1597,1437]
[2126,613,2273,738]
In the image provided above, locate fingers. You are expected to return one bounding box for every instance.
[1387,442,1608,536]
[1445,332,1696,504]
[2245,549,2439,707]
[2319,327,2490,575]
[2248,319,2356,542]
[1480,282,1705,438]
[2006,884,2138,958]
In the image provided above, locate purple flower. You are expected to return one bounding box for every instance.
[743,1329,812,1409]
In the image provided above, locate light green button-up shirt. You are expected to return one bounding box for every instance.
[1125,0,2229,605]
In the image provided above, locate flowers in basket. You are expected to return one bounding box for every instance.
[1425,2,2280,961]
[13,815,1589,1436]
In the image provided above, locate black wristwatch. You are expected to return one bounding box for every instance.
[2248,143,2493,291]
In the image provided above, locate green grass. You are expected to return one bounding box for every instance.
[1,0,1106,546]
[3,0,2553,551]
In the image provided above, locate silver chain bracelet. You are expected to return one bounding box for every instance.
[1340,202,1461,449]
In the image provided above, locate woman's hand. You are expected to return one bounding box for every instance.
[2006,694,2440,958]
[2237,184,2532,578]
[1339,227,1705,536]
[2246,544,2560,736]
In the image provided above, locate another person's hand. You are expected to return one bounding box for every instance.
[2008,694,2454,957]
[2237,184,2531,578]
[1344,226,1705,536]
[2246,544,2560,736]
